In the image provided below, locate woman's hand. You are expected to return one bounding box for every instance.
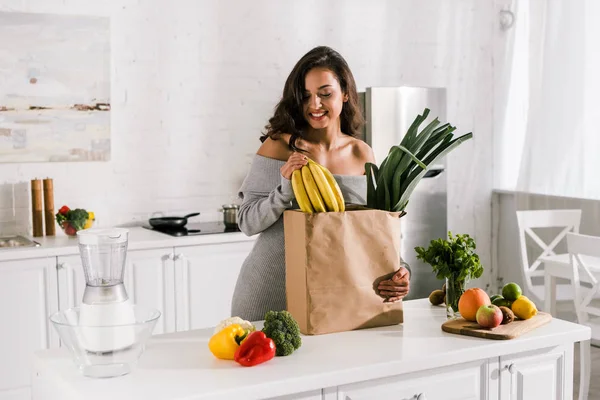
[378,266,410,302]
[280,152,309,180]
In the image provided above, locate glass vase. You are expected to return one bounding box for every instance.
[445,276,468,319]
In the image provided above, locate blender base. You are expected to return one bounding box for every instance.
[80,362,134,378]
[79,300,137,353]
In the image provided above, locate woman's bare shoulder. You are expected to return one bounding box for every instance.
[257,134,292,162]
[350,137,376,164]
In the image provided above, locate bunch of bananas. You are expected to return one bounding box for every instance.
[291,159,345,213]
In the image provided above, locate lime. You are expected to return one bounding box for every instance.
[490,294,503,303]
[502,282,522,301]
[492,297,513,308]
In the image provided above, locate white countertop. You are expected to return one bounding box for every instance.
[0,226,256,262]
[32,299,591,400]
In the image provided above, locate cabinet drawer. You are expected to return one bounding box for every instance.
[336,359,492,400]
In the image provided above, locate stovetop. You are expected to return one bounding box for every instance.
[142,221,241,237]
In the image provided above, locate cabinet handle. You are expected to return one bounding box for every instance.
[162,253,175,261]
[174,254,182,261]
[404,395,427,400]
[57,263,64,270]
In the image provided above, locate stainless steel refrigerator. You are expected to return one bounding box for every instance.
[358,86,448,300]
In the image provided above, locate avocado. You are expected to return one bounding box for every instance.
[429,289,445,306]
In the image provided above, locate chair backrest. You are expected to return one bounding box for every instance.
[515,209,582,297]
[567,232,600,324]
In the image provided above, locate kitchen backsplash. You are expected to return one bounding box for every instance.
[0,183,29,236]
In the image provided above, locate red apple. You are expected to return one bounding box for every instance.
[476,304,503,329]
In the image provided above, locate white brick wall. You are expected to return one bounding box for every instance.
[0,0,497,280]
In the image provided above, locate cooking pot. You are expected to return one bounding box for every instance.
[149,212,200,229]
[219,204,239,228]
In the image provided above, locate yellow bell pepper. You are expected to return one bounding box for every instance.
[83,211,95,229]
[208,323,246,360]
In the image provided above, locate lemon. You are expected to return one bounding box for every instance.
[511,296,538,320]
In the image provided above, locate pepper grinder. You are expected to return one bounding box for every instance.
[31,179,43,237]
[43,178,55,236]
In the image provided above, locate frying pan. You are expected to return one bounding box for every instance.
[149,212,200,229]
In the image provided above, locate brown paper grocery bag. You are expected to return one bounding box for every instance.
[284,206,404,335]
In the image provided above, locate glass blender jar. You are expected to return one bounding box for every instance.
[77,228,136,353]
[49,227,161,378]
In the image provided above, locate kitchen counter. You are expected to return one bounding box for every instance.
[0,226,255,262]
[31,299,591,400]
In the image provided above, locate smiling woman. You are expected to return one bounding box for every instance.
[230,46,411,322]
[260,46,364,161]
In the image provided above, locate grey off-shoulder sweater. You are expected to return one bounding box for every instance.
[231,154,368,321]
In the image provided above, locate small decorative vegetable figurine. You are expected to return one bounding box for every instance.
[234,331,276,367]
[208,324,246,360]
[55,205,93,236]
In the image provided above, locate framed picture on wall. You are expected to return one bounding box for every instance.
[0,11,110,162]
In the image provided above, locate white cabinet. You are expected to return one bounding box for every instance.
[314,345,571,400]
[0,257,58,400]
[499,345,571,400]
[57,248,177,335]
[56,255,85,310]
[174,241,255,331]
[331,358,498,400]
[125,248,176,334]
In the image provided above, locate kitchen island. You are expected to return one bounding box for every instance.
[32,299,590,400]
[1,226,258,399]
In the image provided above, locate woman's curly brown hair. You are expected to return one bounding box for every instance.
[260,46,364,151]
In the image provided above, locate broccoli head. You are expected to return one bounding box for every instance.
[56,208,89,230]
[68,209,89,230]
[261,310,302,356]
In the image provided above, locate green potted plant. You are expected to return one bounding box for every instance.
[415,232,483,319]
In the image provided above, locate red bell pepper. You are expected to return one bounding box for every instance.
[234,330,275,367]
[58,205,70,215]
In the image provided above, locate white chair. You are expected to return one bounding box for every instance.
[516,209,582,308]
[567,232,600,342]
[567,232,600,400]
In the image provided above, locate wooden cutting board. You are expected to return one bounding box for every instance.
[441,312,552,340]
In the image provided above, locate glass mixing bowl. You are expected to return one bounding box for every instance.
[49,305,161,378]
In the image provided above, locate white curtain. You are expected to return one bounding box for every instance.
[496,0,600,200]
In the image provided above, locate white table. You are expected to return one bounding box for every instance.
[541,254,600,317]
[32,298,591,400]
